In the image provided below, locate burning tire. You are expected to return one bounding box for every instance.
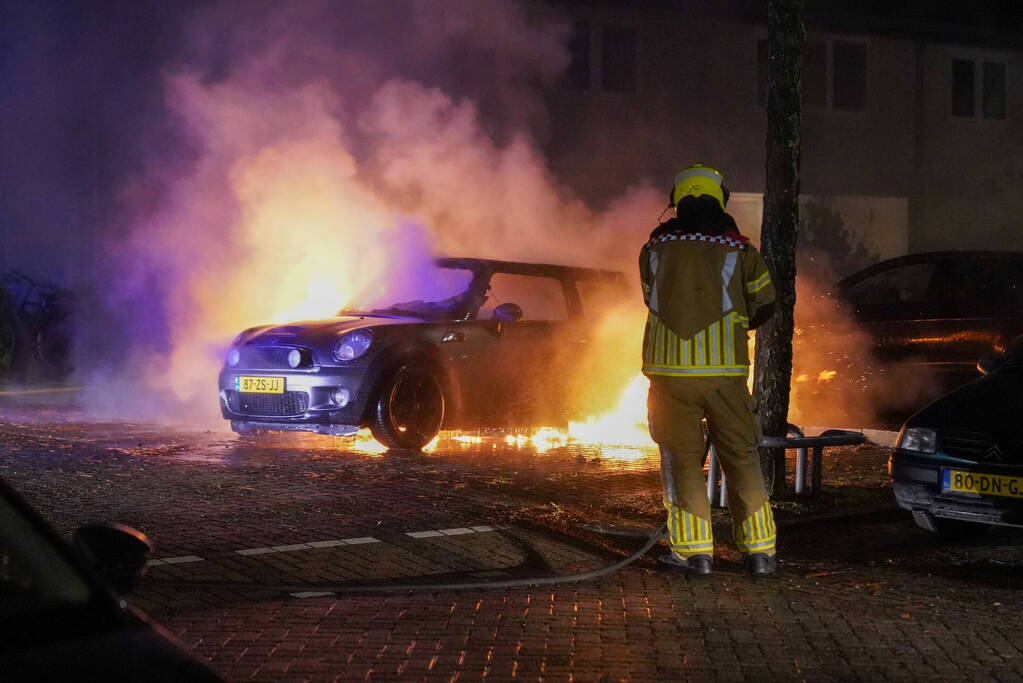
[369,364,445,451]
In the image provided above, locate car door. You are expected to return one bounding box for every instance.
[935,255,1023,368]
[473,270,574,427]
[841,257,944,365]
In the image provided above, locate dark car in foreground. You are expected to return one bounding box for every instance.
[890,335,1023,539]
[219,257,629,450]
[0,477,220,682]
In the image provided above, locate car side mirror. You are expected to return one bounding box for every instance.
[492,303,523,323]
[73,522,153,594]
[977,352,1003,376]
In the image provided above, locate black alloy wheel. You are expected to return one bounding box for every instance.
[370,365,445,450]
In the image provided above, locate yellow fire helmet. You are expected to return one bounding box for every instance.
[670,163,729,209]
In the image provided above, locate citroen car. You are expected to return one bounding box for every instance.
[889,334,1023,539]
[219,258,629,450]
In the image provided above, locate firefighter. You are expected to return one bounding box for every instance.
[640,163,777,576]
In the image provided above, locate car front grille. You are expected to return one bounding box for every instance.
[226,390,309,417]
[236,346,314,370]
[940,430,997,461]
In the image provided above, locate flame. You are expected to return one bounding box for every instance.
[817,370,838,382]
[566,374,652,447]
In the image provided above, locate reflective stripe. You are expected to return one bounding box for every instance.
[747,271,772,293]
[648,250,660,312]
[665,505,714,557]
[674,168,724,186]
[721,251,738,311]
[659,446,678,505]
[708,320,721,366]
[681,338,691,366]
[643,365,749,377]
[694,330,705,365]
[734,501,776,554]
[724,313,735,365]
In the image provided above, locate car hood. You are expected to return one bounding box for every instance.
[237,315,422,347]
[909,366,1023,457]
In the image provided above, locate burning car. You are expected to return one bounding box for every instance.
[890,334,1023,539]
[219,258,629,449]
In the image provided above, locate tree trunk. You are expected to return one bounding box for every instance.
[755,0,804,496]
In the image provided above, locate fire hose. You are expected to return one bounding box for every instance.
[141,523,668,595]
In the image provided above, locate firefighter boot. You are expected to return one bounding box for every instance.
[658,552,713,576]
[745,552,777,576]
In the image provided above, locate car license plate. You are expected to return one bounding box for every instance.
[941,468,1023,499]
[235,376,285,394]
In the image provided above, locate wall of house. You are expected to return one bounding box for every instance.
[533,3,1022,263]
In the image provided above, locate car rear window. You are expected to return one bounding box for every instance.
[481,273,569,321]
[844,262,937,307]
[941,258,1023,312]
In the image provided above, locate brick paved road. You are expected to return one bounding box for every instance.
[2,396,1022,681]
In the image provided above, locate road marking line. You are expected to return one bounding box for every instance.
[471,525,495,532]
[272,543,313,552]
[438,528,475,536]
[343,536,380,545]
[307,539,347,548]
[406,530,444,538]
[291,591,335,599]
[237,547,277,556]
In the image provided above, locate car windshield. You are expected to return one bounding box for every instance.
[339,267,478,321]
[1,490,92,614]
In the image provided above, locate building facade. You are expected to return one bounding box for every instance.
[534,1,1023,271]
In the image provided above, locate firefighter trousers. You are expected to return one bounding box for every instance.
[647,375,776,558]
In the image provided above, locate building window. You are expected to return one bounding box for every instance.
[601,24,636,93]
[757,37,866,111]
[951,59,975,116]
[559,21,636,94]
[952,59,1007,119]
[563,22,591,91]
[832,41,867,110]
[983,62,1006,119]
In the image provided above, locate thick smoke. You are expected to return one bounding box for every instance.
[79,0,660,424]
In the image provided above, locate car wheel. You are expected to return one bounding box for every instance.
[911,510,992,542]
[370,364,445,451]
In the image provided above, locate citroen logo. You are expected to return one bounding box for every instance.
[986,445,1003,462]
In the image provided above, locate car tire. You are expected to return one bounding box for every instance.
[370,364,445,451]
[912,510,992,542]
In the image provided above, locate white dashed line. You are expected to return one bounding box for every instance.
[343,537,380,545]
[271,543,313,552]
[406,530,444,538]
[146,555,204,567]
[157,528,495,562]
[291,591,336,599]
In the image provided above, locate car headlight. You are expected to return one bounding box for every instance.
[333,329,373,362]
[898,427,936,453]
[226,348,240,367]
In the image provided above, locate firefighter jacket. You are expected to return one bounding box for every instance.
[639,226,775,378]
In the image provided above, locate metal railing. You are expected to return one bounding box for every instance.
[707,425,866,504]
